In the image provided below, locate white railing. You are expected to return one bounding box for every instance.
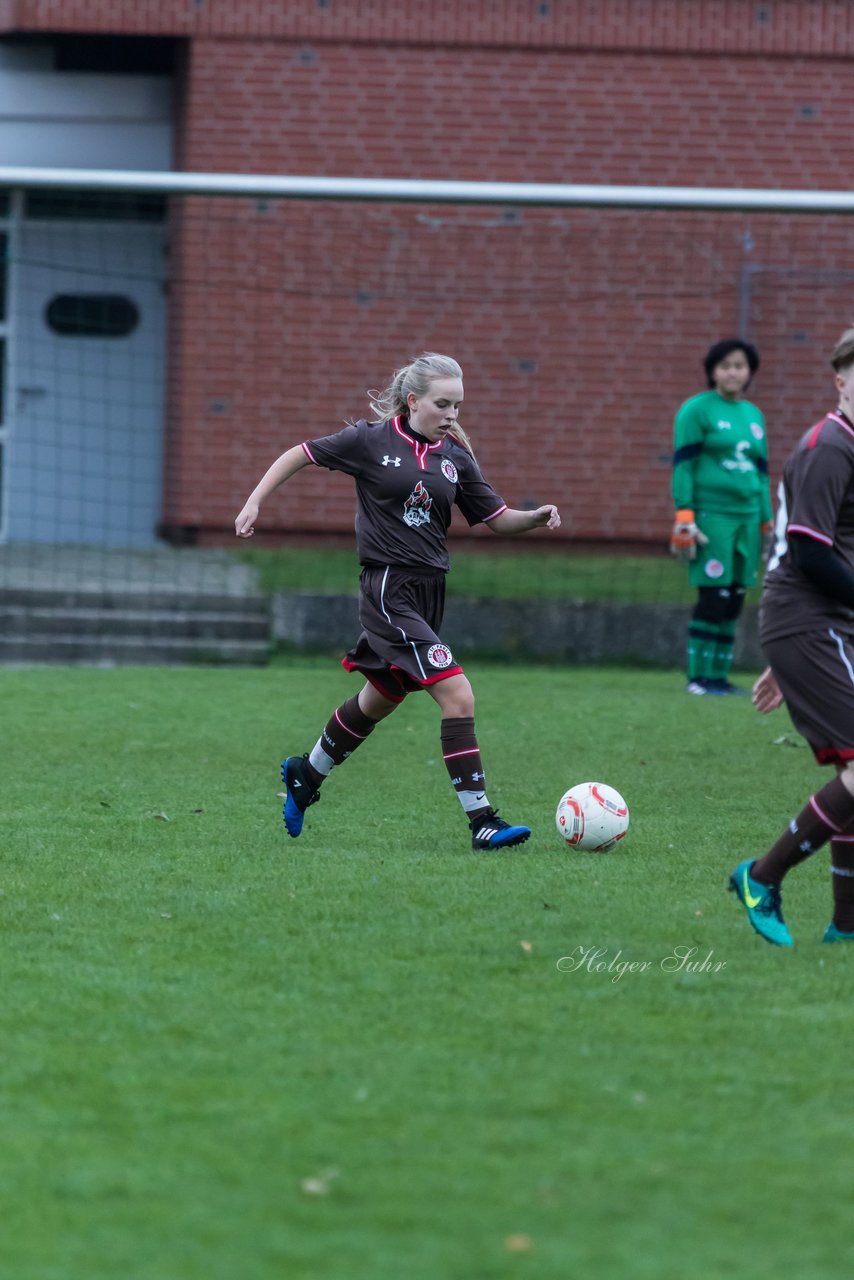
[0,166,853,212]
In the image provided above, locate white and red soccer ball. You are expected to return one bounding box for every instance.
[555,782,629,852]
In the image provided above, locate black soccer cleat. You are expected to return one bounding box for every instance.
[469,809,532,851]
[282,754,321,837]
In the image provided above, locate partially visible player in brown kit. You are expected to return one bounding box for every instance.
[729,326,854,945]
[234,353,561,852]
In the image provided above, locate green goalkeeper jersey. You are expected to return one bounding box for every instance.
[671,390,772,521]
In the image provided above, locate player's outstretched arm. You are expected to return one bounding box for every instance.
[488,505,561,536]
[235,445,311,538]
[752,666,784,714]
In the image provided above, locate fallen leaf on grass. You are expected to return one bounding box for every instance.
[300,1168,339,1196]
[504,1234,533,1252]
[772,735,804,748]
[153,812,171,822]
[519,940,533,953]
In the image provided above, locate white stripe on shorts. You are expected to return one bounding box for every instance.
[829,629,854,689]
[379,566,427,681]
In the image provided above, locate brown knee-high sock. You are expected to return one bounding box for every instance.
[440,716,491,819]
[830,825,854,932]
[307,695,378,783]
[753,775,854,886]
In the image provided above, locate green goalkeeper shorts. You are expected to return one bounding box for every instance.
[688,511,762,588]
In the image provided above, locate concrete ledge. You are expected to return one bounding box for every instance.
[271,591,765,668]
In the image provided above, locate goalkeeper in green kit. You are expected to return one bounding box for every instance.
[670,338,773,695]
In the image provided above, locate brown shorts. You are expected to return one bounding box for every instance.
[764,628,854,765]
[342,565,464,702]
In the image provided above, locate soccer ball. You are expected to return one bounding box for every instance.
[555,782,629,852]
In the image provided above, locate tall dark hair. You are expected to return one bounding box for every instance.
[703,338,760,389]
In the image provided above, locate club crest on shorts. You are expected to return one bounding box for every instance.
[427,643,454,669]
[403,480,432,528]
[704,558,725,579]
[441,458,458,484]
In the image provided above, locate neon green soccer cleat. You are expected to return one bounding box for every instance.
[728,858,794,947]
[822,922,854,943]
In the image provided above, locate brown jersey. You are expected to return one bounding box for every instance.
[302,416,507,571]
[761,409,854,643]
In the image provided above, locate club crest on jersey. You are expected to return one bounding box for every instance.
[427,643,454,669]
[441,458,458,484]
[750,422,764,439]
[403,480,432,528]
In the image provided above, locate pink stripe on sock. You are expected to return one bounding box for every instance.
[809,794,844,832]
[334,708,369,740]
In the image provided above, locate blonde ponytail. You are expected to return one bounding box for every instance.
[367,352,475,459]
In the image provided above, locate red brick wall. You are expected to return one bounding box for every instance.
[8,0,854,53]
[6,1,854,544]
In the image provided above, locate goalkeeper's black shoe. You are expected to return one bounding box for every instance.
[707,678,749,696]
[282,755,321,837]
[470,809,531,851]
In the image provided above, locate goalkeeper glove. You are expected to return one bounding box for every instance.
[670,509,709,561]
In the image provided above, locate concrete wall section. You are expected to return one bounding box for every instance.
[271,591,765,670]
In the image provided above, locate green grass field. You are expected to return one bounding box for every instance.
[235,545,713,604]
[2,658,850,1279]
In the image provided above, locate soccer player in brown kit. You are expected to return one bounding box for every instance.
[234,353,561,851]
[729,326,854,945]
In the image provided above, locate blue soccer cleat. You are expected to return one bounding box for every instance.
[822,922,854,943]
[281,754,321,838]
[728,858,793,946]
[470,810,531,851]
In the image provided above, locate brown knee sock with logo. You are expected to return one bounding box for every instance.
[752,775,854,886]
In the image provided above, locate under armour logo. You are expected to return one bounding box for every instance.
[471,771,485,782]
[382,455,401,467]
